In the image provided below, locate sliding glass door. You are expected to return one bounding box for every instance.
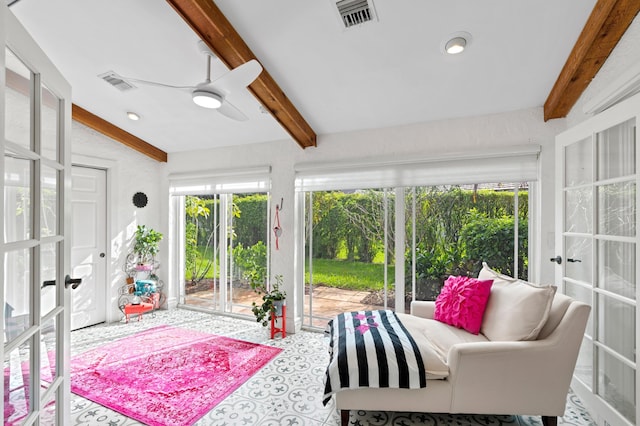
[302,183,529,329]
[181,192,268,315]
[171,168,271,317]
[304,189,395,328]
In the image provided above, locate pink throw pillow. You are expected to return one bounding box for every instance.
[434,275,494,335]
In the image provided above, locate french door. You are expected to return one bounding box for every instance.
[556,94,639,426]
[3,6,72,425]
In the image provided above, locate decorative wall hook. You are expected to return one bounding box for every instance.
[274,197,283,249]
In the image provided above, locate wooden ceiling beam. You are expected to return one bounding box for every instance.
[166,0,317,149]
[544,0,640,121]
[72,105,168,162]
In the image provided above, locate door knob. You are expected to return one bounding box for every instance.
[42,275,82,289]
[65,275,82,289]
[550,256,562,264]
[99,252,106,258]
[567,258,582,263]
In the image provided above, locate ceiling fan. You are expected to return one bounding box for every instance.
[120,40,263,121]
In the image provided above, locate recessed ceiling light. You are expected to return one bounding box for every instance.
[192,90,223,109]
[127,111,140,121]
[445,37,466,54]
[441,31,472,55]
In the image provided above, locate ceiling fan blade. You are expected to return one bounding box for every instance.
[210,60,262,93]
[217,99,249,121]
[122,76,195,90]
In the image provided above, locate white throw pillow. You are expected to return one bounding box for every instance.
[478,262,556,341]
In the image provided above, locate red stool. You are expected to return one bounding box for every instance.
[124,302,154,323]
[270,305,286,339]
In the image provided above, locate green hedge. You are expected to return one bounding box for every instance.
[460,213,528,278]
[186,188,528,293]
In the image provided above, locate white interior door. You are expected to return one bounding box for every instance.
[71,166,106,330]
[555,94,639,426]
[2,5,73,425]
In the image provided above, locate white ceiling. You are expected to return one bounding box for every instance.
[9,0,597,154]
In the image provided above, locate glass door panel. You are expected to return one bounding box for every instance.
[40,84,59,161]
[183,194,220,310]
[565,188,593,234]
[40,316,58,392]
[598,347,636,423]
[41,242,57,317]
[565,137,592,186]
[4,156,32,243]
[4,248,31,344]
[598,119,635,180]
[598,240,635,299]
[564,236,592,283]
[40,164,58,238]
[229,193,268,315]
[598,181,636,237]
[598,294,635,361]
[4,341,32,424]
[4,48,31,149]
[304,188,395,328]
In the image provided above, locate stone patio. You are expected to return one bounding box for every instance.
[183,284,384,328]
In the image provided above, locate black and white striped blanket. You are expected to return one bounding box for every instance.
[323,310,426,405]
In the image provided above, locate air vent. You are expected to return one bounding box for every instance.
[335,0,377,29]
[98,71,136,92]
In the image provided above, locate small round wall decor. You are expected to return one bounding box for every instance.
[133,192,148,208]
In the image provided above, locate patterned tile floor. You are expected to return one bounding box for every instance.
[70,308,597,426]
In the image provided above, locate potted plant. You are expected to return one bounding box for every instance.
[251,274,286,327]
[133,225,163,270]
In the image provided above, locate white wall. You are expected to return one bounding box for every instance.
[169,106,567,328]
[71,121,167,322]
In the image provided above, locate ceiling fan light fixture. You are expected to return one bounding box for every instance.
[192,90,223,109]
[445,37,467,54]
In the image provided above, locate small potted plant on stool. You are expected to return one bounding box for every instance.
[251,274,286,328]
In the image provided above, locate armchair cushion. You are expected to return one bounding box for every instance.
[434,276,493,334]
[478,263,556,341]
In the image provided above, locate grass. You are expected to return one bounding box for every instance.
[186,250,391,292]
[305,258,394,291]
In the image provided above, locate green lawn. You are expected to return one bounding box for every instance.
[186,252,391,291]
[305,258,393,291]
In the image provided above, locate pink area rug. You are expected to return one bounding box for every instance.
[70,325,282,426]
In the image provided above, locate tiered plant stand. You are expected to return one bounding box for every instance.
[118,253,166,321]
[270,304,286,339]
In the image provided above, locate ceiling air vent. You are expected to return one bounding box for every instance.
[98,71,136,92]
[335,0,377,29]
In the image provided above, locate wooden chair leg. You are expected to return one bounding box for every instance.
[341,409,349,426]
[541,416,557,426]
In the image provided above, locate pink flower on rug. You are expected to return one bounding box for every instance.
[70,325,282,426]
